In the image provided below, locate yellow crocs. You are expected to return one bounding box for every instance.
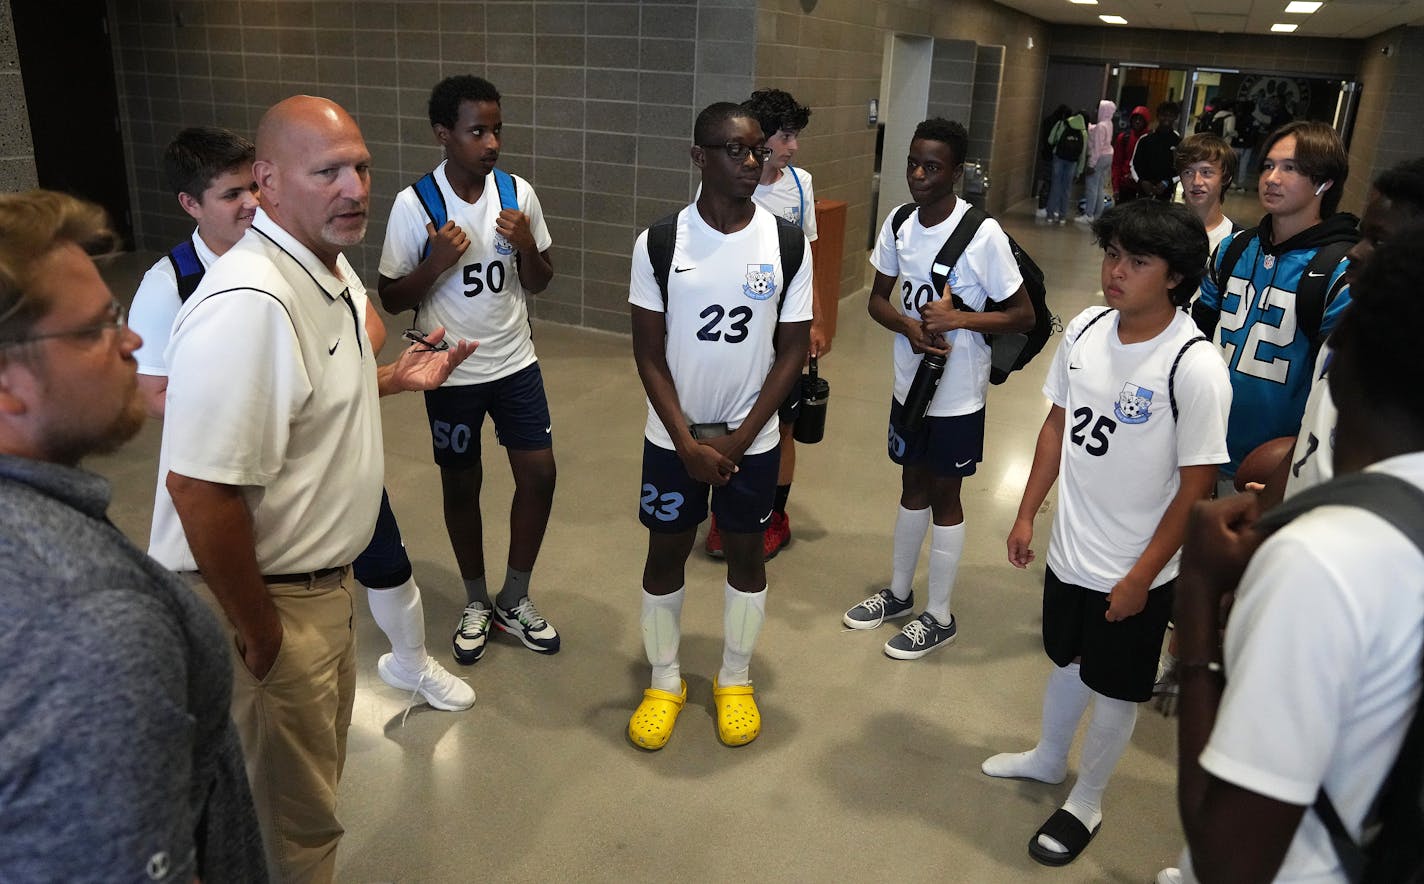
[712,678,761,746]
[627,680,686,751]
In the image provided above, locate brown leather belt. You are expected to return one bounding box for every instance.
[262,566,344,585]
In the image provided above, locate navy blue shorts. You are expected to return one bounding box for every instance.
[352,488,412,589]
[886,401,985,477]
[1041,566,1175,703]
[638,439,780,534]
[423,362,552,468]
[778,385,801,426]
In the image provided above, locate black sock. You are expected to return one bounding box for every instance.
[774,484,791,515]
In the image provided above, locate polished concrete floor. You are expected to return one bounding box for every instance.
[92,192,1265,883]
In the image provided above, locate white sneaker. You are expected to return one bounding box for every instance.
[1155,869,1183,884]
[1074,214,1092,225]
[1035,208,1048,219]
[378,653,476,711]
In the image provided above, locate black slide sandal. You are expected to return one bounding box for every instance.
[1027,808,1101,866]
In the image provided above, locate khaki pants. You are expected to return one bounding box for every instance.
[190,568,357,884]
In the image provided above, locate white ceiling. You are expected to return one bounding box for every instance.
[991,0,1424,38]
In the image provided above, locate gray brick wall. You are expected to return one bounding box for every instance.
[0,0,37,192]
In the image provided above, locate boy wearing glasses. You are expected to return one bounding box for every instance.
[844,118,1033,660]
[379,75,560,666]
[625,102,812,750]
[703,88,827,561]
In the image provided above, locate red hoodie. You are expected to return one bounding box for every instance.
[1112,105,1151,196]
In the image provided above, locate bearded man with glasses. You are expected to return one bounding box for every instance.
[0,190,267,880]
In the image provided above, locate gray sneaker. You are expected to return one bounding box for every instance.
[843,588,915,630]
[884,612,958,660]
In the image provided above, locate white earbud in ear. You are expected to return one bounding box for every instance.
[1314,181,1330,196]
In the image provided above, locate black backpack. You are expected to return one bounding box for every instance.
[891,203,1056,384]
[646,210,805,313]
[1054,126,1085,162]
[1254,472,1424,884]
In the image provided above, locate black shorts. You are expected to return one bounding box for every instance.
[1041,566,1174,702]
[887,401,985,477]
[422,362,552,467]
[351,488,412,589]
[638,439,780,534]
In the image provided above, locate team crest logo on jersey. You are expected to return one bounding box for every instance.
[743,264,777,301]
[493,231,515,256]
[781,206,802,226]
[1113,383,1155,424]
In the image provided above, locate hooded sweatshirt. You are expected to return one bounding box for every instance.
[1112,105,1152,194]
[1193,211,1360,474]
[1049,111,1090,176]
[1088,100,1116,166]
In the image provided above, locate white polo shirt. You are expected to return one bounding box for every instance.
[378,162,552,386]
[869,198,1024,417]
[629,203,814,456]
[148,208,383,574]
[130,230,219,376]
[754,166,818,241]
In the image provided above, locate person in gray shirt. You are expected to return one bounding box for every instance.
[0,189,265,882]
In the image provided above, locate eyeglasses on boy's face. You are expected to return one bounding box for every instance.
[698,141,773,164]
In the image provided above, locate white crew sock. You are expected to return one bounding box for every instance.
[982,662,1090,783]
[718,582,767,687]
[641,588,685,693]
[1039,691,1138,855]
[925,521,966,625]
[366,577,427,672]
[890,505,932,601]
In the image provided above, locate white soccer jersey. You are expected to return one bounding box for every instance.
[130,230,219,376]
[629,204,814,456]
[753,166,817,241]
[1283,342,1336,499]
[869,198,1024,416]
[1043,307,1232,591]
[1181,452,1424,883]
[378,161,553,386]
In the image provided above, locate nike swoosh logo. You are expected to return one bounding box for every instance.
[1068,363,1082,370]
[674,266,694,273]
[545,425,551,433]
[1306,271,1326,278]
[328,339,340,355]
[955,458,973,468]
[759,511,773,524]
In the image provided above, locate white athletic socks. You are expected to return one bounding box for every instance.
[925,521,966,625]
[890,505,932,601]
[641,588,685,694]
[982,662,1090,783]
[366,577,428,672]
[1038,691,1138,855]
[718,583,767,687]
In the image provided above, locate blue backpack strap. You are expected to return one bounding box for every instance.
[492,167,518,211]
[412,172,447,261]
[166,240,206,303]
[788,166,805,229]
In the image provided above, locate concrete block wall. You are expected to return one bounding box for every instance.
[0,0,37,192]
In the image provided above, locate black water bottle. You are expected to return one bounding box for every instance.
[900,353,946,434]
[793,356,829,444]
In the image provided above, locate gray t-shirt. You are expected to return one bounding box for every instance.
[0,454,266,882]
